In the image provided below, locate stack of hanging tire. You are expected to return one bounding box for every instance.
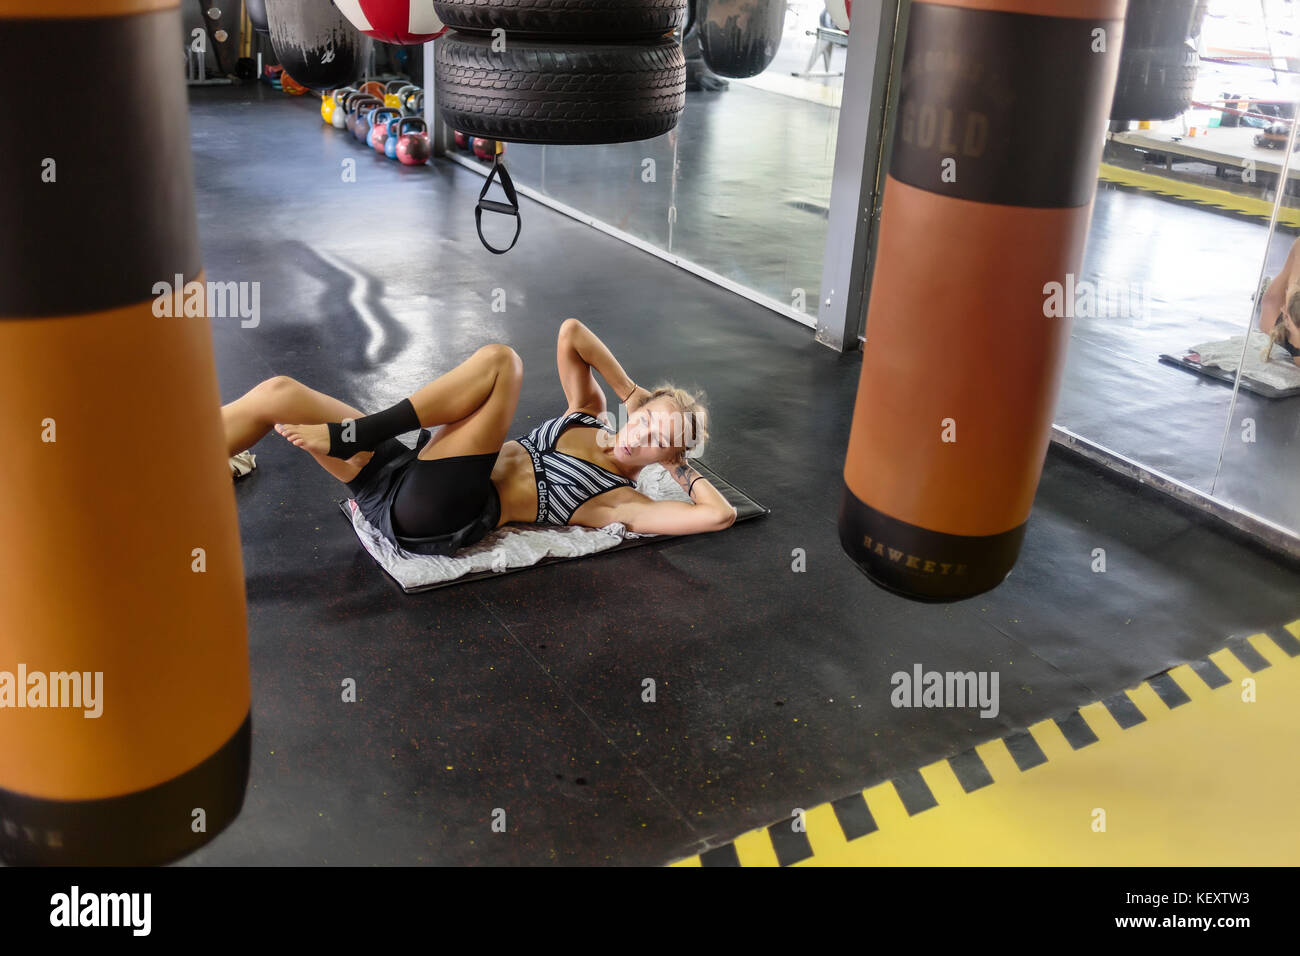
[1110,0,1210,121]
[431,0,688,145]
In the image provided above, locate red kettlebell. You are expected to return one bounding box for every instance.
[369,108,400,152]
[395,117,431,166]
[472,137,503,161]
[453,130,469,150]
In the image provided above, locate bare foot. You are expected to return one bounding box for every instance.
[274,422,331,456]
[275,422,374,470]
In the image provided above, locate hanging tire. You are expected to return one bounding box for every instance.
[434,32,686,145]
[1111,43,1199,121]
[431,0,686,40]
[1120,0,1208,48]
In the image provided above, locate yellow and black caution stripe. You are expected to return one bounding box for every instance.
[672,619,1300,866]
[1097,161,1300,229]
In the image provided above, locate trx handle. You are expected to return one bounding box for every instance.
[475,155,522,255]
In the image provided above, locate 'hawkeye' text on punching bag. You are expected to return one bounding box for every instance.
[839,0,1126,601]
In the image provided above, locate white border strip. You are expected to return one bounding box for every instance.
[444,152,817,330]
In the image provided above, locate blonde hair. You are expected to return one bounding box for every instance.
[1263,286,1300,361]
[644,383,710,463]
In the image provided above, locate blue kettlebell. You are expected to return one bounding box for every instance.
[385,120,401,159]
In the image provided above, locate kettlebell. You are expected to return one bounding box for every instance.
[453,130,469,150]
[358,103,387,144]
[370,108,400,152]
[331,89,355,130]
[384,118,402,160]
[359,79,385,99]
[472,137,503,161]
[395,117,431,166]
[340,92,368,133]
[391,84,417,112]
[341,93,364,136]
[403,89,423,116]
[320,92,336,125]
[383,79,409,110]
[348,97,381,141]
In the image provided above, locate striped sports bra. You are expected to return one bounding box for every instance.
[514,411,635,525]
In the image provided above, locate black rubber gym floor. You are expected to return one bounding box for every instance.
[186,84,1300,865]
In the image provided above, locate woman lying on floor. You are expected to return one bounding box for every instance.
[220,319,736,555]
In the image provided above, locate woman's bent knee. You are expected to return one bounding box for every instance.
[258,375,300,395]
[479,344,522,378]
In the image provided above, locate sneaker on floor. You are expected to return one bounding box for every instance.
[230,450,257,481]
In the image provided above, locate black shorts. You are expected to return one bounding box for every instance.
[346,429,501,557]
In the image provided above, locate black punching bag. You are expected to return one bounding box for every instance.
[697,0,786,78]
[838,0,1125,601]
[265,0,371,91]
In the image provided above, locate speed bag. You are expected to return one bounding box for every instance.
[334,0,449,44]
[825,0,852,32]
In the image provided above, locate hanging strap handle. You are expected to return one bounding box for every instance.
[475,154,522,255]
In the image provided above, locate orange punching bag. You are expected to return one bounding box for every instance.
[0,0,251,863]
[839,0,1125,601]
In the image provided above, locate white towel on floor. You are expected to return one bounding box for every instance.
[346,461,693,588]
[1187,331,1300,390]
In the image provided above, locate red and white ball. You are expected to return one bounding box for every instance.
[825,0,852,32]
[333,0,448,45]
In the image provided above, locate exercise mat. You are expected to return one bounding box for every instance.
[339,459,768,592]
[1160,330,1300,399]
